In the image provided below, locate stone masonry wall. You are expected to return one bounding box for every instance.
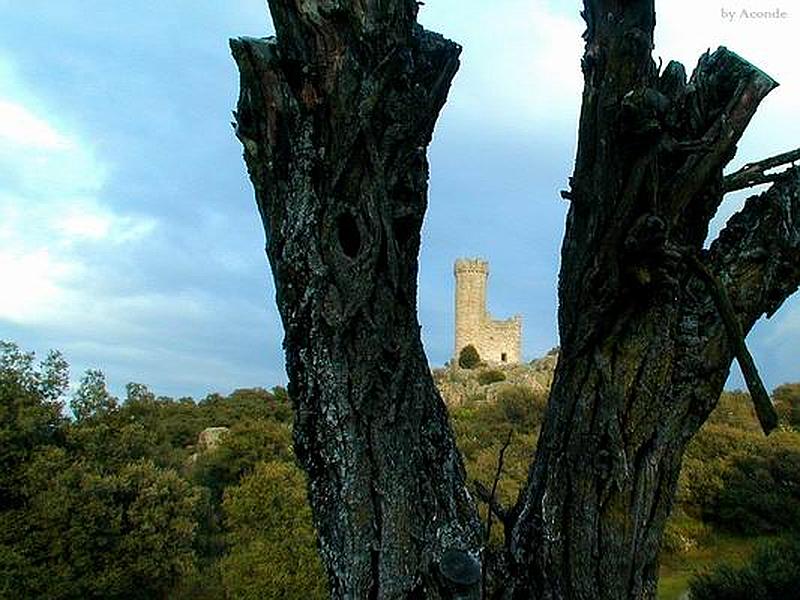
[454,258,522,364]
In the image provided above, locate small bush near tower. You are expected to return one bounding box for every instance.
[458,345,481,369]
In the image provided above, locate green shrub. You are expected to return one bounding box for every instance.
[477,369,506,386]
[707,391,761,432]
[774,383,800,429]
[689,536,800,600]
[169,564,226,600]
[1,451,201,600]
[662,509,710,554]
[715,434,800,535]
[190,419,293,503]
[676,426,800,535]
[458,345,481,369]
[496,385,547,429]
[220,461,327,600]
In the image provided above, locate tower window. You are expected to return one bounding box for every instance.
[501,353,507,363]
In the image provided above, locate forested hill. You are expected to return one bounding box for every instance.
[1,340,799,599]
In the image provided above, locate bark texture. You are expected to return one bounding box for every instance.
[505,2,800,599]
[232,1,800,599]
[231,1,481,598]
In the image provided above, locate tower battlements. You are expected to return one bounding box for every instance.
[454,258,489,275]
[454,258,522,365]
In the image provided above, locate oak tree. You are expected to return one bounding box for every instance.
[232,1,800,598]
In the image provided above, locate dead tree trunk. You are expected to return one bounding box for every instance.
[230,1,481,598]
[232,1,800,599]
[504,2,800,598]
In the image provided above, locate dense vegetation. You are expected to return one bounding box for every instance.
[1,340,798,599]
[0,341,319,600]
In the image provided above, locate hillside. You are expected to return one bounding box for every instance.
[3,340,799,600]
[433,350,558,406]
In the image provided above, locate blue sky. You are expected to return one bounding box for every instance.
[1,0,798,399]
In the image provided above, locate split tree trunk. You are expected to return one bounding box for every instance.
[505,2,800,598]
[232,1,800,599]
[231,2,481,598]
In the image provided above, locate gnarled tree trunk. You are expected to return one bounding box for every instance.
[231,1,481,598]
[232,1,800,599]
[505,2,800,598]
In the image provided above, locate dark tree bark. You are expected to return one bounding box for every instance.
[504,2,800,599]
[230,1,481,598]
[232,1,800,599]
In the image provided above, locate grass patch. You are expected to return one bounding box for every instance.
[658,533,766,600]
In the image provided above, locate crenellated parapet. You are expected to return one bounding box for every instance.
[454,258,489,276]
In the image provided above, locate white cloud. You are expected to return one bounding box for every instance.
[0,99,73,150]
[58,210,112,240]
[0,57,157,326]
[0,248,75,322]
[56,202,157,244]
[419,0,584,132]
[0,189,158,325]
[418,0,799,149]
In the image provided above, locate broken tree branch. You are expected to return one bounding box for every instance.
[709,165,800,321]
[481,429,513,597]
[723,147,800,193]
[486,431,513,535]
[665,48,778,225]
[686,253,778,435]
[474,480,513,529]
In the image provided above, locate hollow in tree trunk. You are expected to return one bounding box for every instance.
[231,1,481,598]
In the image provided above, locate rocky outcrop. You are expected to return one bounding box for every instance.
[186,426,230,466]
[433,352,557,407]
[196,427,229,452]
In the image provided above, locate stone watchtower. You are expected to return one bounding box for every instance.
[454,258,522,364]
